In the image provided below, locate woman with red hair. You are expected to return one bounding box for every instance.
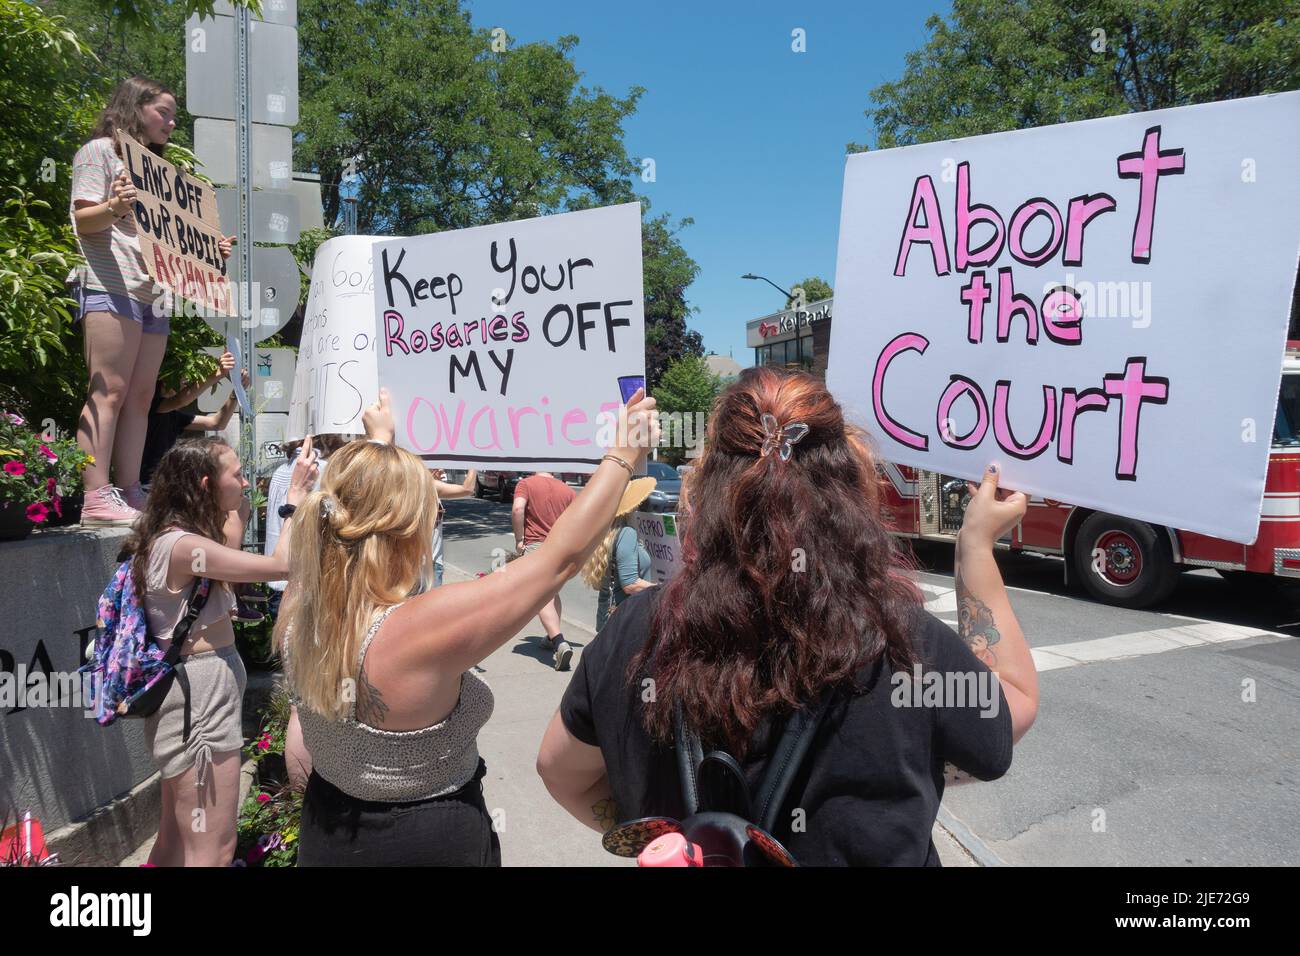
[538,367,1038,865]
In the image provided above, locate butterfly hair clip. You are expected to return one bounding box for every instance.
[760,413,810,462]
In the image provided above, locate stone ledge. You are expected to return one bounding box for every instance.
[44,770,162,868]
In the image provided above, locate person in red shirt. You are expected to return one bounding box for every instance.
[512,472,577,669]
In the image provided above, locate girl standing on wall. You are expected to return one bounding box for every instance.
[70,75,233,526]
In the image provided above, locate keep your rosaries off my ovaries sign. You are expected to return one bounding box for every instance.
[373,202,646,471]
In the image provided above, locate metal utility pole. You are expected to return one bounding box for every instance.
[236,5,257,545]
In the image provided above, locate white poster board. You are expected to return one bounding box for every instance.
[286,235,382,438]
[828,92,1300,544]
[373,203,645,471]
[633,511,683,583]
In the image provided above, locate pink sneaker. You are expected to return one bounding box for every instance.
[124,481,147,511]
[80,485,140,527]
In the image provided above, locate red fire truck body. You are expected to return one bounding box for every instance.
[877,351,1300,608]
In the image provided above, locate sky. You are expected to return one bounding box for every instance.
[465,0,950,366]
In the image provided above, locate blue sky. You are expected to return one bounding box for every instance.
[466,0,950,364]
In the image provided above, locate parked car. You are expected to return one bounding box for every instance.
[474,470,520,502]
[641,460,682,513]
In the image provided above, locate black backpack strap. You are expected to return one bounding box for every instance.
[159,577,212,667]
[754,689,835,834]
[673,698,704,816]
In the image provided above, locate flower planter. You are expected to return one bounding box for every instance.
[0,504,33,542]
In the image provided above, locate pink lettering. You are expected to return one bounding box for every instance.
[955,162,1005,272]
[1116,126,1185,263]
[872,333,930,450]
[894,175,950,277]
[1102,358,1169,480]
[992,381,1056,460]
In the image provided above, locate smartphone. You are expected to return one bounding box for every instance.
[618,374,646,404]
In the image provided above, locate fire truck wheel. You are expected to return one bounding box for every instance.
[1073,513,1178,609]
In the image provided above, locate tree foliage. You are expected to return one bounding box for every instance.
[655,353,720,462]
[855,0,1300,151]
[786,276,832,309]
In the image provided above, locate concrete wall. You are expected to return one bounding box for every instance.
[0,527,156,843]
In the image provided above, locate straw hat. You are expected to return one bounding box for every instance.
[617,477,657,518]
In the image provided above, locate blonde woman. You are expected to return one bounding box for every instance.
[581,477,658,632]
[71,75,233,524]
[274,388,658,866]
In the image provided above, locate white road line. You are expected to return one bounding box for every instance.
[1030,621,1292,671]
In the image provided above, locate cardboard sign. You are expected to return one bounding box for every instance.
[118,130,234,317]
[286,235,382,438]
[827,92,1300,544]
[633,511,683,583]
[373,203,645,471]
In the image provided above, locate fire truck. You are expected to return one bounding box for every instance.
[878,347,1300,608]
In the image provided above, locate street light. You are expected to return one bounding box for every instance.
[741,273,794,301]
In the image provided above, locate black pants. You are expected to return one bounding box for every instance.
[298,759,502,867]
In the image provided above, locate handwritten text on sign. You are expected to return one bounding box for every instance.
[827,92,1300,543]
[285,235,380,438]
[118,130,233,317]
[375,203,645,471]
[633,511,682,583]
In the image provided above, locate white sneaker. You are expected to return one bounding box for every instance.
[80,485,140,527]
[553,641,573,672]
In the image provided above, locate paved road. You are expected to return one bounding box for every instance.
[443,496,1300,867]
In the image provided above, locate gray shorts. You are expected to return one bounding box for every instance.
[144,645,246,783]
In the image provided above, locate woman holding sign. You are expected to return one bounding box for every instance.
[274,388,658,866]
[537,367,1039,866]
[70,76,233,526]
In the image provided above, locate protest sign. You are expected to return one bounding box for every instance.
[286,235,382,438]
[225,334,253,420]
[827,91,1300,544]
[118,130,234,317]
[633,511,683,583]
[374,203,645,471]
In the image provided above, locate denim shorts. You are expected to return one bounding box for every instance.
[77,286,170,335]
[297,759,502,867]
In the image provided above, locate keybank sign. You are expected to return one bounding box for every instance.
[747,300,832,346]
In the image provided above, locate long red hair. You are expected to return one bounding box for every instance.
[632,367,921,754]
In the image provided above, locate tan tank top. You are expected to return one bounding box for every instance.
[144,528,237,650]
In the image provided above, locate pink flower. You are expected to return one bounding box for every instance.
[256,737,270,752]
[51,495,62,518]
[25,503,49,524]
[45,477,56,494]
[7,413,24,426]
[256,792,270,803]
[3,461,24,476]
[37,445,56,463]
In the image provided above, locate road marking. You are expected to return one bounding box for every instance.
[1031,621,1292,671]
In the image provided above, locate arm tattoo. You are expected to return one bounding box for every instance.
[592,797,619,832]
[354,664,390,726]
[955,566,1001,669]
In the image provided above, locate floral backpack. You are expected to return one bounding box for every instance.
[80,558,210,727]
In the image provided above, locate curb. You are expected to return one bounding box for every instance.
[936,805,1007,867]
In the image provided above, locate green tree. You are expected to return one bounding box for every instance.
[854,0,1300,152]
[641,208,703,390]
[655,354,720,463]
[786,276,832,309]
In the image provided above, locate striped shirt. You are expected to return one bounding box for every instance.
[69,137,161,305]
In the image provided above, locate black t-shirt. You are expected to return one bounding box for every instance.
[141,388,196,485]
[560,588,1013,866]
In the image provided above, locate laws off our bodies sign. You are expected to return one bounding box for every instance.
[828,92,1300,544]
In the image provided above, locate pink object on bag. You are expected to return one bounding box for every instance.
[637,832,703,867]
[0,811,52,866]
